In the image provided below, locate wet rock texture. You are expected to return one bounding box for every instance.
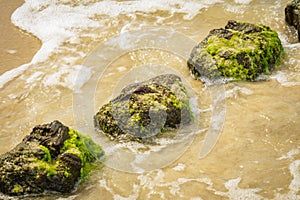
[0,121,104,196]
[285,0,300,41]
[188,20,284,82]
[94,74,193,143]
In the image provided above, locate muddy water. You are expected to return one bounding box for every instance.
[0,0,300,199]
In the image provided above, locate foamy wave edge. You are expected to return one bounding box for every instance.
[1,0,226,90]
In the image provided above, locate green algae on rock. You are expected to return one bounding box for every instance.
[0,120,104,196]
[94,74,193,143]
[285,0,300,41]
[188,20,284,82]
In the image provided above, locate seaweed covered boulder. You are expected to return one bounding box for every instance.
[0,120,104,196]
[188,20,284,82]
[94,74,193,143]
[285,0,300,41]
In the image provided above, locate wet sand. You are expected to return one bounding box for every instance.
[0,1,300,199]
[0,0,41,75]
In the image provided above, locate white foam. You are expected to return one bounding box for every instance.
[172,163,186,171]
[226,86,253,98]
[26,71,44,84]
[273,148,300,199]
[289,160,300,194]
[273,159,300,200]
[215,177,263,199]
[6,50,17,54]
[277,148,300,160]
[99,159,300,199]
[0,63,30,89]
[136,170,213,198]
[190,97,201,115]
[42,65,92,92]
[0,194,17,200]
[271,71,300,87]
[0,0,226,90]
[11,0,223,47]
[234,0,252,4]
[11,0,222,57]
[225,178,263,199]
[130,153,149,173]
[284,43,300,49]
[117,66,127,72]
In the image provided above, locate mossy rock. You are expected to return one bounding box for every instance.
[94,74,193,143]
[187,20,284,82]
[0,120,104,196]
[285,0,300,41]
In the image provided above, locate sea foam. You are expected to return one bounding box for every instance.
[271,71,300,87]
[1,0,227,90]
[234,0,252,4]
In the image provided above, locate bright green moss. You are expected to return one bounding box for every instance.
[95,75,193,142]
[39,145,51,163]
[64,170,71,178]
[216,24,282,80]
[0,121,105,195]
[62,129,104,178]
[189,21,284,81]
[11,185,23,194]
[126,84,191,130]
[168,93,183,109]
[33,129,104,180]
[37,161,57,177]
[36,145,58,177]
[45,166,57,177]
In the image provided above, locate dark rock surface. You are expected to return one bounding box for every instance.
[285,0,300,41]
[188,20,284,82]
[0,120,104,196]
[94,74,193,143]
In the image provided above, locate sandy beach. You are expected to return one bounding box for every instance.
[0,0,300,199]
[0,0,40,75]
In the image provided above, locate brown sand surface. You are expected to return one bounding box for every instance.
[0,0,41,75]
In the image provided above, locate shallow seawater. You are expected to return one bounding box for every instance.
[0,0,300,199]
